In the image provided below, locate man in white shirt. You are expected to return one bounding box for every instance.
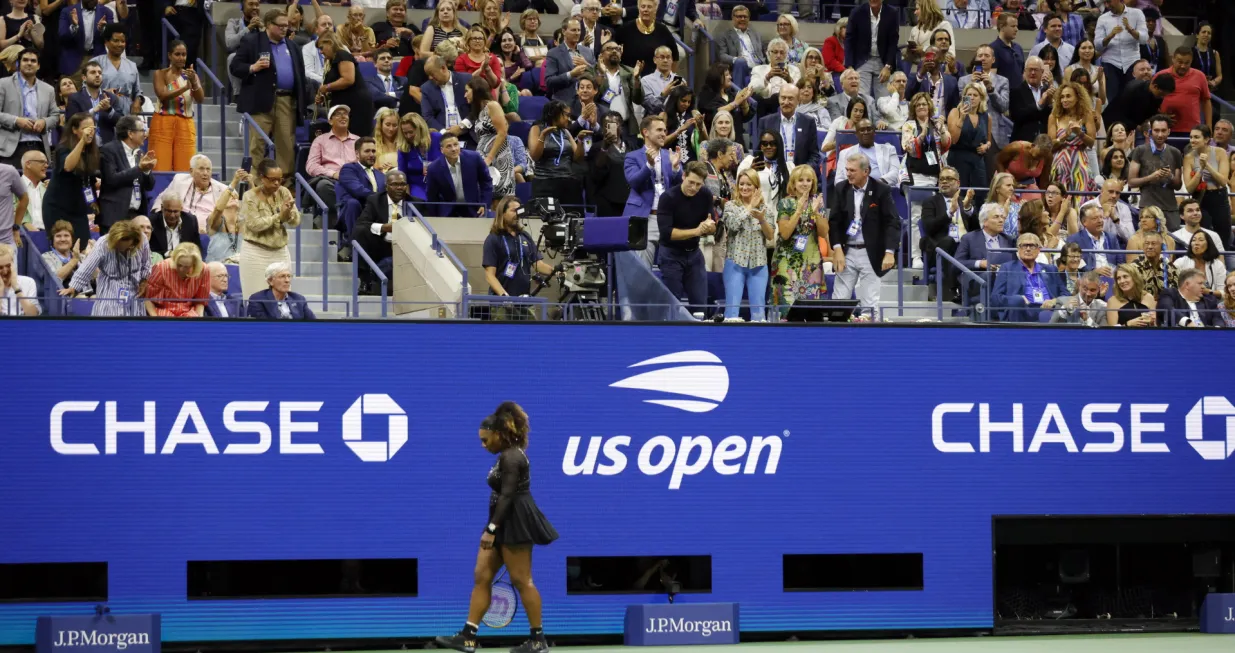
[0,243,38,315]
[204,261,244,318]
[1030,13,1076,70]
[945,0,989,30]
[301,13,334,100]
[750,39,801,105]
[1094,0,1148,106]
[836,119,899,188]
[640,46,683,118]
[1171,198,1225,254]
[18,149,46,231]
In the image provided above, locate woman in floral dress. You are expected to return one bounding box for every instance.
[771,165,827,317]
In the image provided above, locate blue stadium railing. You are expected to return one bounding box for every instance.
[160,18,177,69]
[934,247,988,322]
[294,172,332,313]
[350,242,389,318]
[195,59,227,174]
[241,113,275,163]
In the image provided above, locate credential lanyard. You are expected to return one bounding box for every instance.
[552,131,567,166]
[503,233,524,269]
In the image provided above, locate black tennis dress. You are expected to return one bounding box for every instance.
[488,447,558,547]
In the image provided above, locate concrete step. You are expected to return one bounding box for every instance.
[300,295,389,318]
[292,274,354,296]
[880,300,971,322]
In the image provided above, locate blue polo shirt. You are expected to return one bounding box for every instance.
[271,39,295,91]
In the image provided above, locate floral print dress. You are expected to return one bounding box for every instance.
[771,196,826,310]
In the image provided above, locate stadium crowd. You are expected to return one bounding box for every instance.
[0,0,1233,326]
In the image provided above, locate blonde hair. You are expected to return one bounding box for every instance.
[960,82,989,113]
[1113,263,1145,303]
[736,168,762,204]
[1224,270,1235,311]
[987,172,1015,204]
[400,112,431,154]
[434,36,460,62]
[374,107,407,156]
[168,242,205,277]
[431,0,458,29]
[916,0,946,32]
[777,14,798,39]
[0,242,13,265]
[519,9,540,33]
[787,164,818,198]
[834,17,848,36]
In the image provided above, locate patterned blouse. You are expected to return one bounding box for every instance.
[68,239,152,317]
[1133,255,1177,300]
[240,186,300,250]
[722,199,769,269]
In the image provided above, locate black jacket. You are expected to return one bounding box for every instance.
[1009,84,1053,143]
[148,210,202,259]
[828,177,902,277]
[229,31,308,121]
[1156,289,1224,327]
[920,192,977,248]
[98,140,153,230]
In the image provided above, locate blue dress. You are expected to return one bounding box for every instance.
[398,131,442,201]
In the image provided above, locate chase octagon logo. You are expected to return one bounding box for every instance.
[1186,397,1235,461]
[342,394,408,462]
[610,351,729,413]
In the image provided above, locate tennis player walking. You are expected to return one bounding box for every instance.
[436,402,559,653]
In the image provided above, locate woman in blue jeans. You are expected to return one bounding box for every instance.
[721,169,776,321]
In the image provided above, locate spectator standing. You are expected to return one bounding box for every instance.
[1155,48,1212,136]
[151,40,204,172]
[772,165,826,315]
[546,18,595,104]
[656,161,715,314]
[1010,57,1054,142]
[1030,13,1075,71]
[92,26,142,116]
[60,219,150,315]
[425,132,493,217]
[144,241,209,317]
[845,0,899,99]
[225,0,265,94]
[0,242,37,315]
[0,48,56,167]
[420,0,464,58]
[248,261,316,320]
[1128,114,1183,230]
[641,46,683,119]
[67,61,123,144]
[1191,22,1222,95]
[0,159,19,246]
[317,31,375,139]
[467,76,513,197]
[1093,0,1147,106]
[1139,9,1168,73]
[591,113,636,217]
[1182,125,1231,260]
[232,8,307,175]
[752,39,802,112]
[828,152,900,319]
[1065,40,1106,108]
[1048,82,1098,198]
[990,13,1025,89]
[99,115,156,232]
[624,115,682,266]
[481,197,555,318]
[44,113,95,249]
[947,83,992,198]
[301,14,334,102]
[737,129,790,213]
[398,112,440,201]
[615,0,677,76]
[759,84,819,171]
[58,0,113,76]
[238,159,299,300]
[516,10,550,67]
[716,5,765,87]
[456,26,503,93]
[919,167,976,301]
[529,100,583,206]
[205,171,246,264]
[822,19,846,72]
[721,168,772,321]
[944,0,987,30]
[420,55,472,133]
[903,98,953,265]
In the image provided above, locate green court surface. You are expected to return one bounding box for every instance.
[473,634,1227,653]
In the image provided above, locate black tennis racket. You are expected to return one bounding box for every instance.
[482,567,519,628]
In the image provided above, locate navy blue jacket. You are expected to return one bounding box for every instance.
[247,289,316,320]
[419,71,471,130]
[844,2,899,69]
[425,150,493,216]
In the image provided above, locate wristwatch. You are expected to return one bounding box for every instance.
[486,523,497,534]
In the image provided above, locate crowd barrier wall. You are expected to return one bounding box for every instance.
[1,321,1233,644]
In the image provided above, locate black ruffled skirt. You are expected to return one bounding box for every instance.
[491,493,558,547]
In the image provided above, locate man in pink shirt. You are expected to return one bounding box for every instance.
[1155,46,1211,136]
[306,105,359,261]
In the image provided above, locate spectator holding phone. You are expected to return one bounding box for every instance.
[1128,114,1183,230]
[751,39,801,113]
[737,129,791,212]
[529,100,584,206]
[640,46,684,119]
[591,113,636,217]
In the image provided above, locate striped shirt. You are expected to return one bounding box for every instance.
[68,239,152,316]
[146,259,210,317]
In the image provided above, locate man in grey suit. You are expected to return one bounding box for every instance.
[827,68,880,125]
[957,44,1012,150]
[0,49,59,167]
[545,17,596,104]
[715,6,765,88]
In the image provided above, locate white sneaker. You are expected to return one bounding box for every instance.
[911,257,923,269]
[723,317,745,323]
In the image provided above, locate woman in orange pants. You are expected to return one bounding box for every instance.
[151,40,204,172]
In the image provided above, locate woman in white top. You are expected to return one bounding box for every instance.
[736,128,791,211]
[1173,230,1228,295]
[0,243,39,316]
[876,71,910,131]
[909,0,954,59]
[1063,39,1105,106]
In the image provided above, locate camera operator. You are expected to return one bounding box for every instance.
[483,197,556,320]
[657,161,716,315]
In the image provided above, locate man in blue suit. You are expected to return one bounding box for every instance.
[425,133,492,217]
[955,203,1017,300]
[420,56,471,133]
[204,262,246,318]
[337,138,385,250]
[1066,203,1123,276]
[248,262,316,320]
[623,115,681,267]
[545,18,596,104]
[365,51,406,110]
[58,0,114,75]
[991,232,1067,322]
[66,61,124,144]
[757,85,820,171]
[845,0,899,99]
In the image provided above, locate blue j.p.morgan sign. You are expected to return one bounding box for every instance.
[624,603,739,646]
[1200,594,1235,634]
[36,614,161,653]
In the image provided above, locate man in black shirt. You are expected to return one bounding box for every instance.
[1105,72,1173,133]
[656,161,716,315]
[482,197,556,319]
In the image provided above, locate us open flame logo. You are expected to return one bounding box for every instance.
[609,351,730,413]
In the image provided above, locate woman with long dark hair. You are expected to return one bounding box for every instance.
[737,129,790,211]
[46,112,100,248]
[436,401,557,653]
[1182,124,1232,255]
[466,76,513,197]
[528,100,583,205]
[697,62,752,146]
[663,85,705,165]
[1173,230,1227,293]
[152,40,204,171]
